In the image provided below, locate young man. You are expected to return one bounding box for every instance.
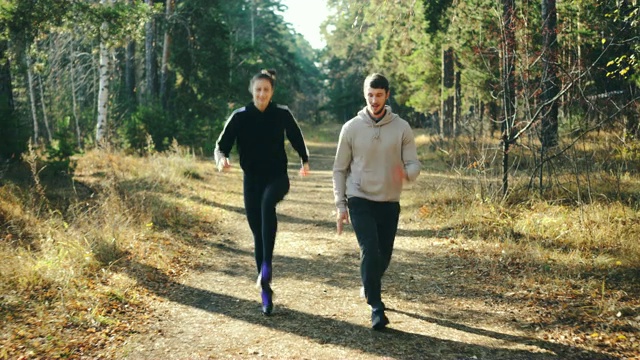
[332,73,421,330]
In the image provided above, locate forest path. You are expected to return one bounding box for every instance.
[116,139,612,360]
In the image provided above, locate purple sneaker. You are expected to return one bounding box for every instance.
[258,263,273,315]
[261,285,274,315]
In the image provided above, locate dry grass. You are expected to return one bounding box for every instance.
[0,143,217,358]
[1,125,639,359]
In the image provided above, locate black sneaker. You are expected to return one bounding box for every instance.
[371,310,389,330]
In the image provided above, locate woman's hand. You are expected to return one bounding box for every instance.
[299,162,310,177]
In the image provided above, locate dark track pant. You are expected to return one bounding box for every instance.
[243,174,290,274]
[348,197,400,312]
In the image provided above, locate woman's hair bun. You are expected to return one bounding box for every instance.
[261,69,277,80]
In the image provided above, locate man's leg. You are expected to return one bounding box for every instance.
[348,197,384,312]
[376,201,400,276]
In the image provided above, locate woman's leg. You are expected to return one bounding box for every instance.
[259,174,290,277]
[259,174,289,315]
[243,175,265,273]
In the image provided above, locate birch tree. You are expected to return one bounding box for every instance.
[25,46,40,145]
[144,0,157,103]
[159,0,174,108]
[500,0,517,196]
[96,0,114,144]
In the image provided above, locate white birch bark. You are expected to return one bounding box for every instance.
[69,35,82,149]
[95,0,113,144]
[26,46,39,145]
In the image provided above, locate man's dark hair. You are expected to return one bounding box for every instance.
[363,73,389,92]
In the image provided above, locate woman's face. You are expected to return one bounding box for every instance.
[252,79,273,111]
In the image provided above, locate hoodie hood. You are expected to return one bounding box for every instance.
[356,105,398,140]
[357,105,397,127]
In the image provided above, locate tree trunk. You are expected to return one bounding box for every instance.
[96,0,113,144]
[145,0,157,103]
[26,48,40,145]
[124,0,136,108]
[69,58,82,149]
[479,100,485,138]
[541,0,559,148]
[454,70,461,138]
[68,34,83,149]
[501,0,517,197]
[0,39,17,159]
[159,0,174,109]
[125,40,136,108]
[441,47,454,138]
[251,0,255,46]
[38,75,53,143]
[489,101,499,138]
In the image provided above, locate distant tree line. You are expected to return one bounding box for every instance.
[321,0,638,194]
[0,0,323,159]
[0,1,638,192]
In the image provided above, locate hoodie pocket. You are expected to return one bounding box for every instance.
[354,170,384,195]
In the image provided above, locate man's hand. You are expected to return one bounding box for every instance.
[392,164,406,184]
[299,162,310,177]
[217,157,231,172]
[336,209,349,235]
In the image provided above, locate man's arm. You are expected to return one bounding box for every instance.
[332,124,352,212]
[401,125,421,181]
[333,124,352,234]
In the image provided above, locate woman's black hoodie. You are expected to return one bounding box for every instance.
[214,102,309,178]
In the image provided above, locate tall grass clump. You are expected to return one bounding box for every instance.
[413,130,640,342]
[0,138,215,358]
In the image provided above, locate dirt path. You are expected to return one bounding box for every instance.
[116,140,616,360]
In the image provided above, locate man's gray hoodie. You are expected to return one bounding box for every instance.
[332,105,421,212]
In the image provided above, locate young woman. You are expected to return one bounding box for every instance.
[214,69,310,316]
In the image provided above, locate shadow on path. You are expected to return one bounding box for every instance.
[387,309,616,360]
[122,260,617,360]
[190,195,439,238]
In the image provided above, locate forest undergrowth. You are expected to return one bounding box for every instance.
[0,125,639,359]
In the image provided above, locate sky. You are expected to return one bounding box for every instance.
[279,0,330,49]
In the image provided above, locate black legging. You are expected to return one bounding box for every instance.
[243,173,290,273]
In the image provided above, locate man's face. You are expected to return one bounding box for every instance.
[364,87,389,116]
